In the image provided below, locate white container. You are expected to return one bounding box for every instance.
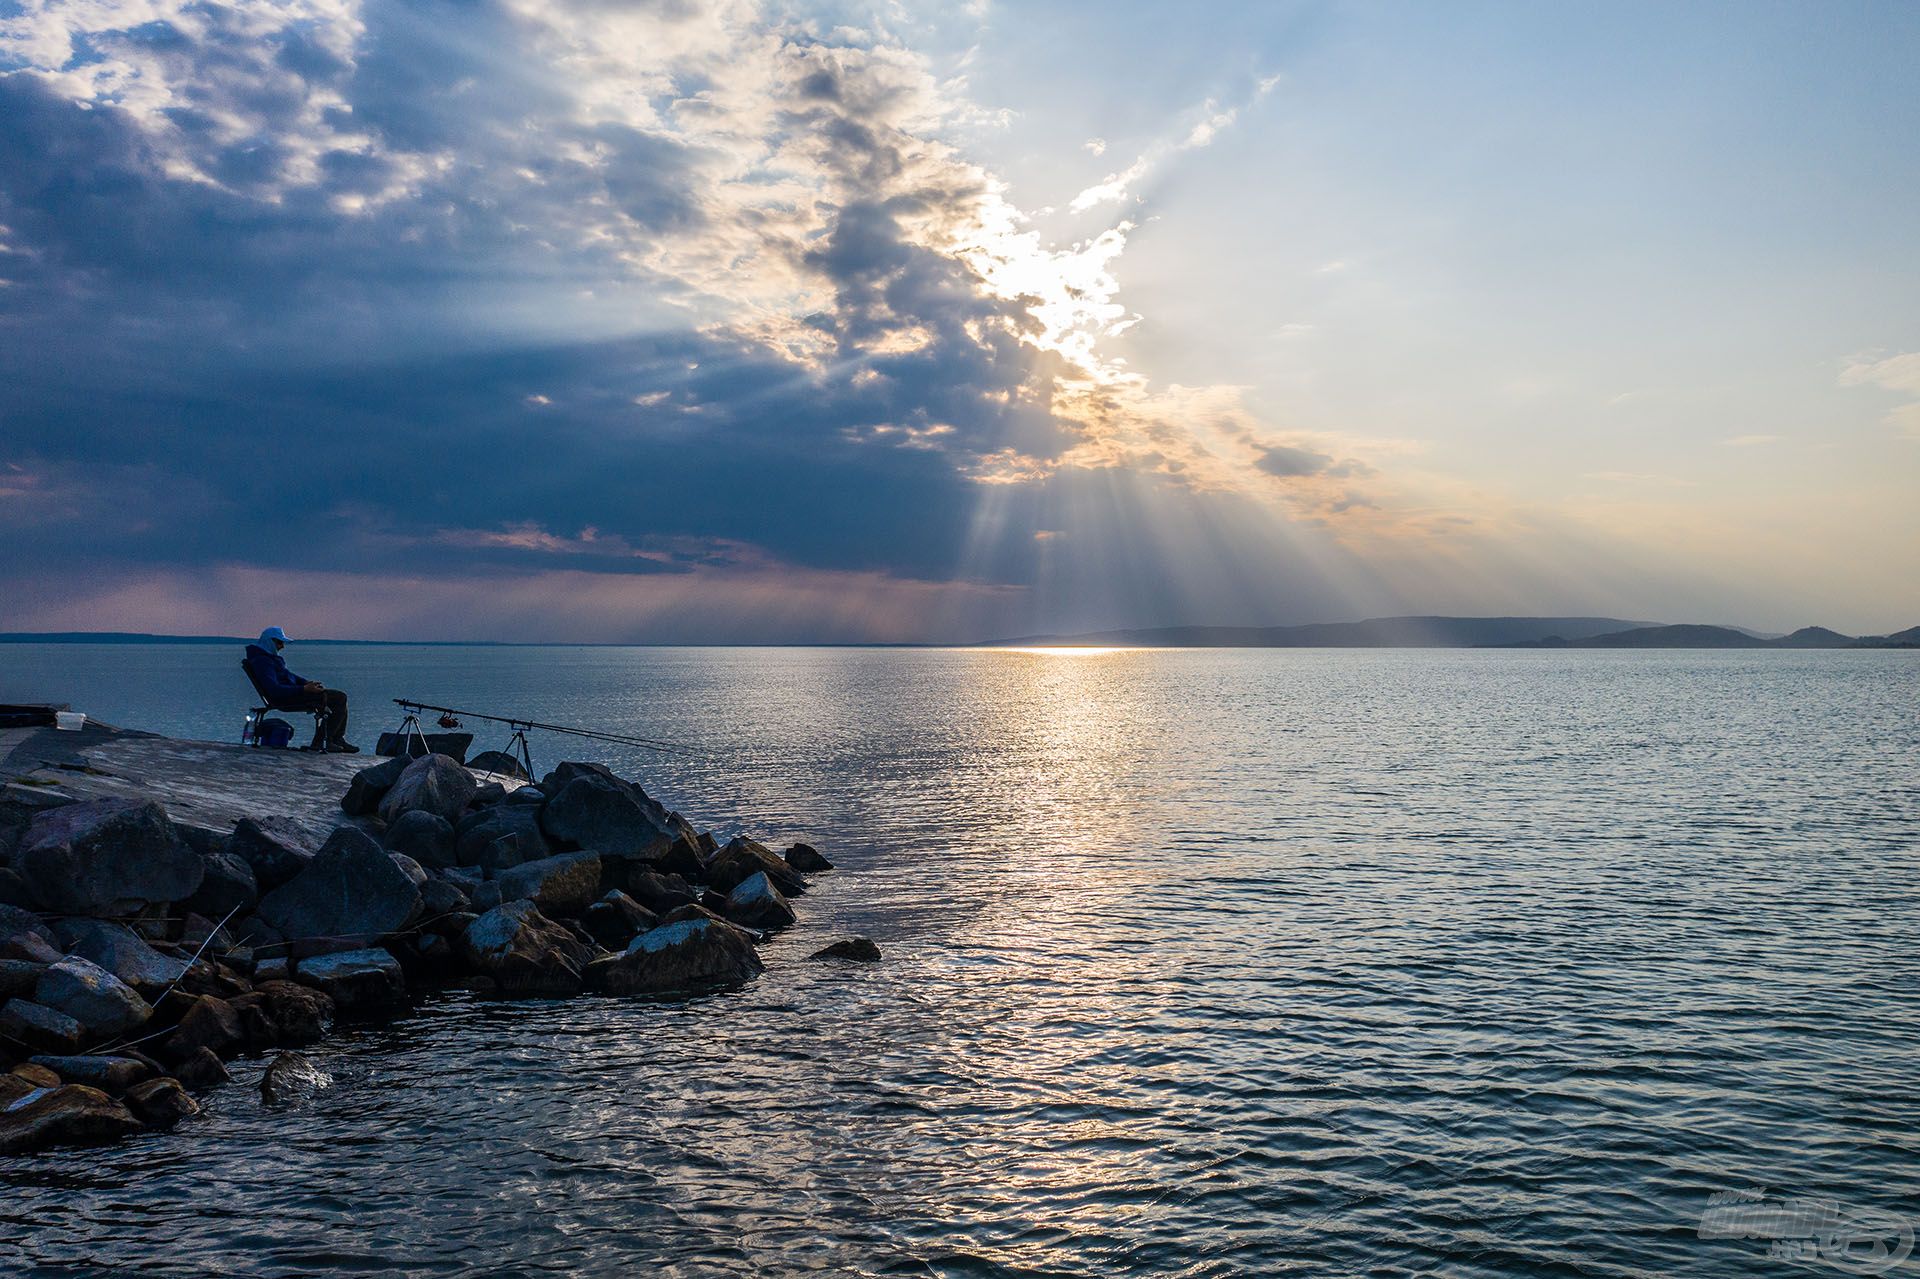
[54,711,86,731]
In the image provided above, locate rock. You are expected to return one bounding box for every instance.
[0,867,37,908]
[455,805,551,869]
[3,930,62,964]
[784,842,835,872]
[389,851,429,888]
[587,914,765,996]
[497,852,602,916]
[385,810,457,869]
[538,760,622,794]
[124,1076,199,1130]
[15,799,203,915]
[341,755,410,817]
[582,890,657,950]
[703,837,807,897]
[185,848,259,920]
[180,913,238,960]
[721,871,796,931]
[256,826,423,954]
[56,919,189,998]
[379,754,477,826]
[469,782,508,808]
[0,1074,35,1108]
[649,833,704,880]
[165,995,245,1060]
[253,957,291,983]
[11,1062,61,1088]
[406,931,458,974]
[468,751,529,781]
[35,957,152,1039]
[460,901,593,997]
[0,958,46,999]
[172,1045,231,1090]
[419,877,470,918]
[624,869,700,915]
[0,903,52,944]
[29,1054,152,1094]
[227,816,318,891]
[260,1051,331,1105]
[809,937,882,962]
[375,730,473,764]
[0,1000,85,1054]
[507,786,546,806]
[470,881,503,912]
[171,959,250,1001]
[232,980,332,1045]
[0,1084,143,1154]
[294,948,406,1010]
[540,772,675,858]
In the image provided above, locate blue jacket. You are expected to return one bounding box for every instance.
[243,643,308,703]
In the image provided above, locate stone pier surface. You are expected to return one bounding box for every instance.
[2,721,382,844]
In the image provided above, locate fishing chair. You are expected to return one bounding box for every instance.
[241,660,333,749]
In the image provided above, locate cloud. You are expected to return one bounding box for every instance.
[1840,350,1920,437]
[1721,434,1782,446]
[1254,444,1336,478]
[1068,75,1277,213]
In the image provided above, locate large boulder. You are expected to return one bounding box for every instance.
[621,869,700,915]
[227,816,317,891]
[229,980,333,1045]
[497,852,602,916]
[125,1076,199,1130]
[721,871,796,931]
[15,799,203,915]
[379,754,477,826]
[185,848,259,920]
[0,1084,143,1154]
[0,999,85,1054]
[784,842,835,873]
[256,827,423,954]
[295,948,406,1010]
[539,772,675,857]
[163,995,244,1060]
[0,903,52,944]
[0,958,45,999]
[56,920,188,998]
[586,913,764,996]
[35,957,152,1039]
[340,756,410,818]
[810,936,882,962]
[468,751,529,782]
[460,901,594,996]
[30,1054,153,1095]
[703,837,807,897]
[455,805,550,870]
[385,810,456,869]
[374,731,473,764]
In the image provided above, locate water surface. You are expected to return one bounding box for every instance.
[1,645,1916,1276]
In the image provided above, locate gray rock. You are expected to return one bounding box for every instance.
[0,957,45,999]
[29,1054,153,1094]
[0,998,85,1054]
[16,799,203,915]
[540,772,675,857]
[468,751,529,781]
[623,869,701,915]
[460,901,593,996]
[55,920,188,997]
[384,810,456,869]
[784,842,835,873]
[703,837,807,897]
[470,881,503,912]
[497,852,602,916]
[340,755,410,817]
[35,957,153,1039]
[125,1076,199,1130]
[582,890,657,951]
[3,931,61,964]
[419,877,470,917]
[810,936,882,962]
[295,948,407,1010]
[507,786,547,806]
[256,826,423,954]
[721,871,796,931]
[389,852,429,888]
[379,754,477,826]
[185,848,259,920]
[455,805,551,869]
[253,957,291,983]
[227,816,318,891]
[375,730,473,764]
[0,903,52,944]
[587,914,765,996]
[0,1084,143,1154]
[173,1045,231,1090]
[260,1050,330,1105]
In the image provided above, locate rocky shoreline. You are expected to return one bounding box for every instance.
[0,745,867,1156]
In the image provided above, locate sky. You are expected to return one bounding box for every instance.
[1,0,1916,642]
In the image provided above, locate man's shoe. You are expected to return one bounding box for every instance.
[329,741,362,754]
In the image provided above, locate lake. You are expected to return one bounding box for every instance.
[1,643,1916,1276]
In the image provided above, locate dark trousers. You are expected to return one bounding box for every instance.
[280,688,349,746]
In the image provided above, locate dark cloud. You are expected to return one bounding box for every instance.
[1253,443,1335,478]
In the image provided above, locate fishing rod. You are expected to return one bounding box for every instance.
[391,698,700,778]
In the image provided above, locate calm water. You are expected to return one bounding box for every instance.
[2,644,1917,1277]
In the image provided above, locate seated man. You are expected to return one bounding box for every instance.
[243,626,358,753]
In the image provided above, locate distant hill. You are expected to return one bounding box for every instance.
[992,616,1655,648]
[1548,624,1773,648]
[0,632,507,647]
[1773,626,1856,648]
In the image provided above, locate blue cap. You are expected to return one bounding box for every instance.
[259,626,290,645]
